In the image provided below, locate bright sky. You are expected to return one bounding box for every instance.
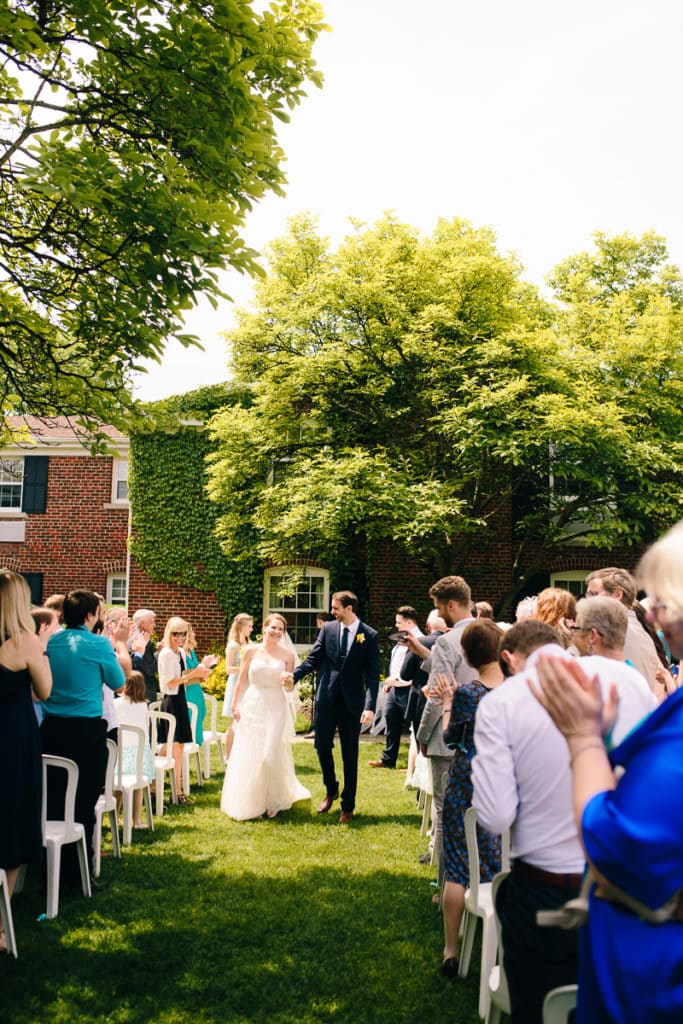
[133,0,683,402]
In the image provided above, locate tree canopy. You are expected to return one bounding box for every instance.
[0,0,325,439]
[207,216,683,598]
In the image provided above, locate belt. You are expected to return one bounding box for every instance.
[513,859,582,890]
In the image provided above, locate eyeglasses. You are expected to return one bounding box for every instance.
[171,631,187,638]
[568,625,590,632]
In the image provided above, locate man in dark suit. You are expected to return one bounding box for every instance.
[291,590,380,823]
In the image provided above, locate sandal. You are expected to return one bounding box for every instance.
[177,794,194,805]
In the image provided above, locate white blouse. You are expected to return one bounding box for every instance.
[158,646,185,696]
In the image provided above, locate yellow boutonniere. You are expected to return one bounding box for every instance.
[356,633,365,644]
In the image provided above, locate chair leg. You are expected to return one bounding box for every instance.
[203,742,211,779]
[144,787,155,833]
[92,816,102,879]
[478,914,497,1019]
[46,843,60,920]
[77,837,92,898]
[458,910,478,977]
[155,768,164,817]
[108,808,121,858]
[0,872,18,958]
[122,790,133,845]
[195,750,203,788]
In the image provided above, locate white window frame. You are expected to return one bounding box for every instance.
[0,457,24,510]
[263,567,330,651]
[550,571,589,599]
[106,572,128,607]
[111,458,129,504]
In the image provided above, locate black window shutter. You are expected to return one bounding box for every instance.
[22,572,43,606]
[21,456,49,514]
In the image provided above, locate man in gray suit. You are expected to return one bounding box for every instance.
[413,576,478,888]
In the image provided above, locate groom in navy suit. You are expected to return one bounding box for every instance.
[292,590,380,823]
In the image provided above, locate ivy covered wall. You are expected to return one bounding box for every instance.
[128,384,263,643]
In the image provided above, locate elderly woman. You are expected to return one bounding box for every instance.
[530,522,683,1023]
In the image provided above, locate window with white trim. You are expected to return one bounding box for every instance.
[550,571,589,599]
[264,568,329,647]
[111,458,129,503]
[0,458,23,508]
[106,573,128,606]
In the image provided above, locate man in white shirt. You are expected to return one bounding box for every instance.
[472,619,656,1024]
[368,606,424,769]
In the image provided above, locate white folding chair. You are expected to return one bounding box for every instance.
[93,738,121,878]
[114,724,154,845]
[150,710,178,816]
[0,868,18,958]
[459,806,511,1020]
[201,693,226,778]
[485,871,511,1024]
[182,702,203,796]
[42,754,92,919]
[543,985,578,1023]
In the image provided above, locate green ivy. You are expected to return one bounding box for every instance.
[129,384,263,629]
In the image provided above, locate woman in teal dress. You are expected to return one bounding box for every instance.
[531,521,683,1023]
[183,625,218,747]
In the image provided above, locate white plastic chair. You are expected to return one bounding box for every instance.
[544,983,577,1024]
[42,754,92,919]
[149,710,178,816]
[201,693,226,778]
[0,868,18,958]
[93,738,121,878]
[543,984,578,1023]
[459,806,511,1019]
[485,871,511,1024]
[182,702,203,796]
[114,724,154,845]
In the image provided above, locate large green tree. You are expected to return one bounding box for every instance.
[0,0,324,438]
[207,217,683,601]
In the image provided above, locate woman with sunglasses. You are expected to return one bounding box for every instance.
[157,616,207,802]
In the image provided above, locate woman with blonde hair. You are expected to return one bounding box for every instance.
[0,569,52,950]
[157,616,207,802]
[220,613,309,820]
[222,612,254,761]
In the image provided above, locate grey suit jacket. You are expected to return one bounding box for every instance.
[416,617,478,756]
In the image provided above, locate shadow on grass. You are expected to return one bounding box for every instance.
[3,855,480,1024]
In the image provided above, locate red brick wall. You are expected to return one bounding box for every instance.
[0,455,128,599]
[127,558,227,654]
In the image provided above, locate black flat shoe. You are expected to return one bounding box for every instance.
[439,956,459,979]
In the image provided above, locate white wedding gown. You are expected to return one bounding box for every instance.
[220,652,310,820]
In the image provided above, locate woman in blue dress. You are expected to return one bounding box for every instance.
[531,521,683,1023]
[437,618,504,978]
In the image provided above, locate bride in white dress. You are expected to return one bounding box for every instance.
[220,613,310,820]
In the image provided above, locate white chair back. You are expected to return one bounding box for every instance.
[543,985,578,1024]
[41,754,91,918]
[149,710,177,815]
[117,724,147,787]
[42,753,79,836]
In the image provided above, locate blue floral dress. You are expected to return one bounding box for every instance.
[442,680,501,886]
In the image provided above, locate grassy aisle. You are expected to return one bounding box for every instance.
[2,741,481,1024]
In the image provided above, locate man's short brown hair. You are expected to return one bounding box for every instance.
[498,620,560,675]
[429,575,471,607]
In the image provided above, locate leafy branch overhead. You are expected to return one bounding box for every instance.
[0,0,325,435]
[207,215,683,581]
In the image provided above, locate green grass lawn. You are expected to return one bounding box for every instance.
[2,740,481,1024]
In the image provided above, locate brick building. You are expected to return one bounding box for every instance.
[1,416,653,656]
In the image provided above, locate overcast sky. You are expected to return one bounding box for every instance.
[133,0,683,402]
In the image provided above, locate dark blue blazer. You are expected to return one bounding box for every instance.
[294,620,380,718]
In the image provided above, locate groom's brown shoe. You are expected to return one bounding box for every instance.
[339,811,354,824]
[316,787,340,814]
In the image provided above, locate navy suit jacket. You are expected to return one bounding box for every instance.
[294,620,380,718]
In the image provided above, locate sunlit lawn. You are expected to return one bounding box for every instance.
[2,739,481,1024]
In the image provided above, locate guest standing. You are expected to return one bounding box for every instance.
[157,617,204,802]
[42,589,125,885]
[0,570,52,949]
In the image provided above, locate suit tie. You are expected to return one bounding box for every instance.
[340,627,349,657]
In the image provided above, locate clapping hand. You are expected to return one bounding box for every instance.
[431,673,456,705]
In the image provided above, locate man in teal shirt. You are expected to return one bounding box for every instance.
[42,590,125,887]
